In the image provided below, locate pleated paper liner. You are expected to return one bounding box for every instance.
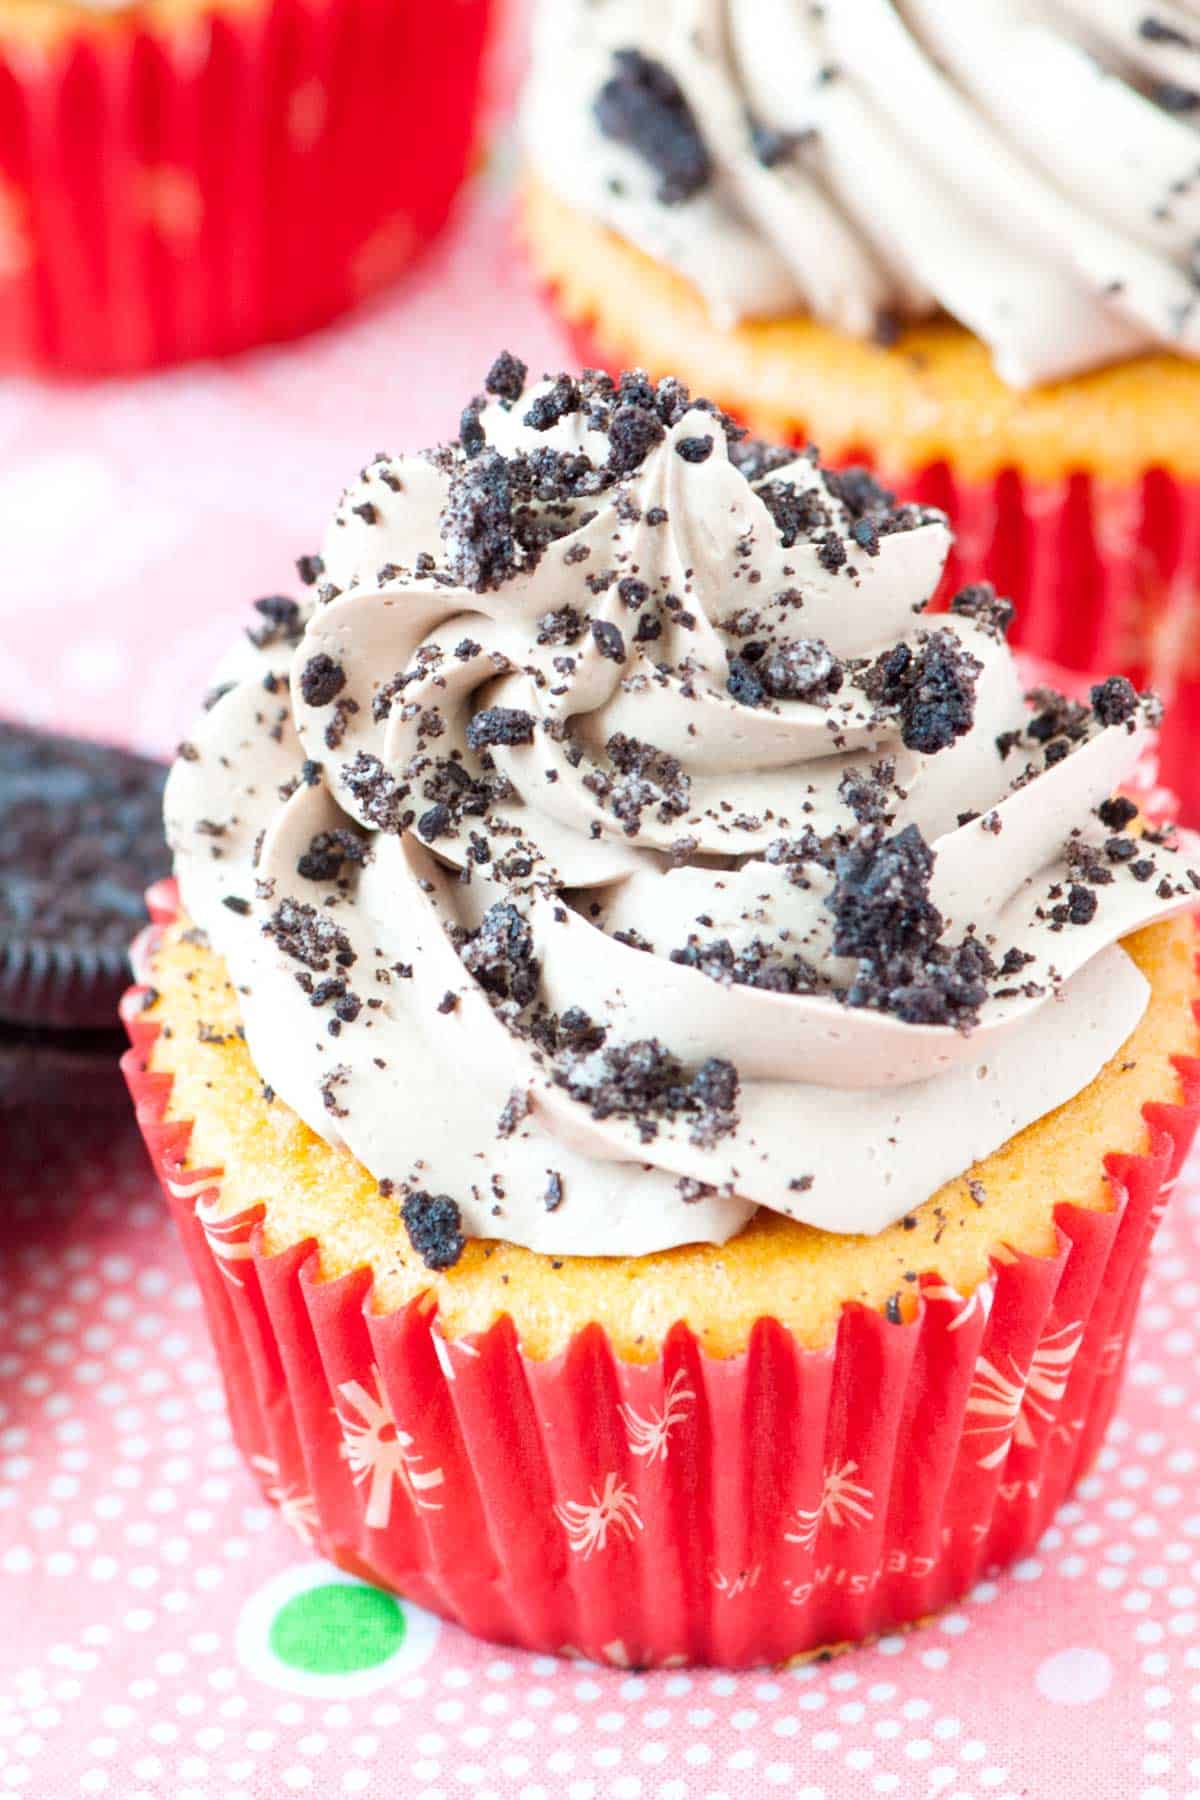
[558,310,1200,825]
[0,0,491,375]
[120,879,1200,1667]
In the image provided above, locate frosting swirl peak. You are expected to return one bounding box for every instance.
[167,359,1200,1262]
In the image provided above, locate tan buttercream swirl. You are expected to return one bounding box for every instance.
[166,375,1200,1255]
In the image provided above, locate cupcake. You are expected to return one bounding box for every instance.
[519,4,1200,813]
[125,358,1200,1667]
[0,0,492,375]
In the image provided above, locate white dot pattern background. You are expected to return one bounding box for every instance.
[3,96,1200,1795]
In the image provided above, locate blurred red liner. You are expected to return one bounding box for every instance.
[123,880,1200,1667]
[0,0,491,374]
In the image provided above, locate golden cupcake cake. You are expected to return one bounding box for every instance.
[125,357,1200,1666]
[520,3,1200,812]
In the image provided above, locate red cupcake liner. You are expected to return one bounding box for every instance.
[0,0,491,375]
[562,314,1200,824]
[121,879,1200,1667]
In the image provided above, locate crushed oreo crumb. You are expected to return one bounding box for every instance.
[460,902,539,1007]
[591,619,627,662]
[862,630,981,754]
[247,595,304,650]
[465,707,536,750]
[827,825,992,1027]
[670,934,818,994]
[607,402,666,476]
[401,1191,465,1271]
[675,434,714,464]
[594,48,712,205]
[485,350,527,403]
[584,732,691,836]
[950,582,1014,640]
[523,374,580,433]
[553,1036,739,1146]
[497,1087,531,1138]
[296,827,368,883]
[760,637,843,703]
[1091,675,1139,728]
[1099,794,1139,832]
[441,448,517,591]
[299,654,346,708]
[266,898,356,973]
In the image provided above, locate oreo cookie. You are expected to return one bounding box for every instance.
[0,722,168,1106]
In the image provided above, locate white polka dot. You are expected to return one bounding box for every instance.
[1035,1648,1114,1705]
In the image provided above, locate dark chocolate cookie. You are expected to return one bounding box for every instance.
[0,721,168,1105]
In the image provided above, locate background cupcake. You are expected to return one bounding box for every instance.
[519,1,1200,814]
[125,360,1200,1667]
[0,0,493,375]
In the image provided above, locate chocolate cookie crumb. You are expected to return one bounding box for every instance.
[1099,794,1139,831]
[863,630,980,754]
[1091,675,1139,728]
[497,1088,531,1137]
[760,637,843,702]
[297,827,369,883]
[591,619,627,662]
[466,707,536,750]
[949,582,1014,640]
[485,350,527,403]
[607,402,666,476]
[247,595,304,650]
[594,48,712,205]
[442,448,517,591]
[299,654,346,708]
[828,824,991,1027]
[553,1035,739,1145]
[523,375,580,433]
[266,898,356,973]
[401,1191,465,1270]
[460,902,539,1006]
[675,434,714,463]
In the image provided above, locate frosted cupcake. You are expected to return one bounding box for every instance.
[520,3,1200,812]
[125,357,1200,1666]
[0,0,491,374]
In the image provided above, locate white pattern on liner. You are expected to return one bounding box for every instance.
[620,1369,696,1463]
[963,1320,1085,1470]
[555,1473,644,1557]
[785,1459,875,1550]
[336,1367,445,1528]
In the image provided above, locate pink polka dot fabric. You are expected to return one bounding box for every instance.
[3,158,1200,1799]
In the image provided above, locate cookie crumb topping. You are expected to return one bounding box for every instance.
[401,1190,466,1270]
[593,48,712,205]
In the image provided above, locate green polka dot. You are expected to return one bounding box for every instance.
[268,1583,406,1675]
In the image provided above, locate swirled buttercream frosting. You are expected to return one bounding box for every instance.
[166,357,1200,1262]
[523,0,1200,386]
